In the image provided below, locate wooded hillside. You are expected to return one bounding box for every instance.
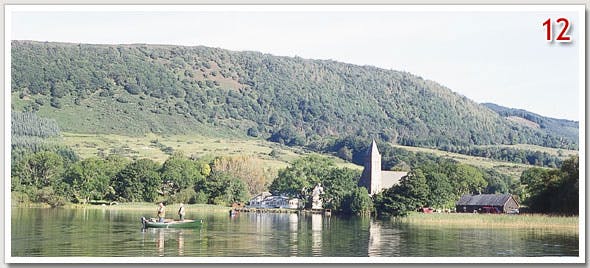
[11,40,577,152]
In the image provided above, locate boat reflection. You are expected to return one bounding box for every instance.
[143,228,191,257]
[156,229,165,256]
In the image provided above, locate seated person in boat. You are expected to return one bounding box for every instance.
[157,202,165,222]
[178,203,186,221]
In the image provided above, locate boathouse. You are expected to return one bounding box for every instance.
[455,194,519,213]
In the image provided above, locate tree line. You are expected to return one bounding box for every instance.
[11,149,271,208]
[374,159,513,216]
[267,153,578,217]
[271,153,523,216]
[11,145,577,216]
[268,154,371,214]
[520,156,578,215]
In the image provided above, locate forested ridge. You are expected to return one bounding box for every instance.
[483,103,578,143]
[11,40,577,154]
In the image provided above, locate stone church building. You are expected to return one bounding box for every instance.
[358,140,408,195]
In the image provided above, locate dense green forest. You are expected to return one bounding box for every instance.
[520,156,579,215]
[11,41,577,163]
[483,103,578,143]
[11,111,79,165]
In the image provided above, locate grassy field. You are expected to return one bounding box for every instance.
[392,144,534,177]
[398,212,578,231]
[393,143,579,178]
[479,144,578,158]
[61,132,575,178]
[61,132,362,171]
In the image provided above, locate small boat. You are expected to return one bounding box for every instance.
[141,217,203,229]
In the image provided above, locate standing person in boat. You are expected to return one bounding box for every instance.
[178,203,186,221]
[157,202,166,222]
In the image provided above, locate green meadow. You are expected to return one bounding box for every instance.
[61,132,362,172]
[393,144,546,178]
[59,131,563,178]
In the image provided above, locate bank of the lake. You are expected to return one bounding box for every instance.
[12,202,579,231]
[397,212,578,231]
[13,202,232,214]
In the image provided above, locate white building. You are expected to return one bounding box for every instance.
[247,193,302,209]
[249,192,272,207]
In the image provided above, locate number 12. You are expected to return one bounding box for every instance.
[543,18,572,42]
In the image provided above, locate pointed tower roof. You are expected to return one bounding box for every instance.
[367,139,380,155]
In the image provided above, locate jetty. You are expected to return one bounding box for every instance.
[232,207,331,216]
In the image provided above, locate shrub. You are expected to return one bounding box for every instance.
[168,188,197,204]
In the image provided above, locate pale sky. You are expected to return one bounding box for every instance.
[8,5,583,121]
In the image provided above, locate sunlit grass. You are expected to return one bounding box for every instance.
[392,144,579,178]
[67,202,232,214]
[398,212,578,231]
[61,132,362,172]
[479,144,578,158]
[392,144,535,178]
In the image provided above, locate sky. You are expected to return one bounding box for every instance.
[8,5,583,121]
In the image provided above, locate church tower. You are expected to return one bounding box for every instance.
[359,140,382,195]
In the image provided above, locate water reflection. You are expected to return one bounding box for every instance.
[368,219,402,257]
[140,228,190,257]
[11,208,579,257]
[156,229,165,256]
[311,214,322,256]
[368,220,381,257]
[289,213,298,256]
[177,231,184,256]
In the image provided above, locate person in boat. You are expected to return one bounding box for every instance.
[157,202,166,222]
[178,203,186,221]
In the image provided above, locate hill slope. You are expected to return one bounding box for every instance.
[10,40,577,150]
[482,103,578,144]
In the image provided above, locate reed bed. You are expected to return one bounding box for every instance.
[65,202,232,214]
[397,212,579,231]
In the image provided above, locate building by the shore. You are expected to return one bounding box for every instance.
[247,192,303,209]
[455,193,519,213]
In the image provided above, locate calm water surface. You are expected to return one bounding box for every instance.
[11,208,578,257]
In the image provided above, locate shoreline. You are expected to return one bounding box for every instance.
[12,202,232,213]
[11,203,579,231]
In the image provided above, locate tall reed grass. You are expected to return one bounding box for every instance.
[397,212,578,231]
[66,202,231,214]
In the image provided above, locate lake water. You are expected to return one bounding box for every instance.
[10,208,579,258]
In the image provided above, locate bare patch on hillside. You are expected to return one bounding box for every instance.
[506,116,540,129]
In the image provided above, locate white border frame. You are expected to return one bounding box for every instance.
[4,4,586,264]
